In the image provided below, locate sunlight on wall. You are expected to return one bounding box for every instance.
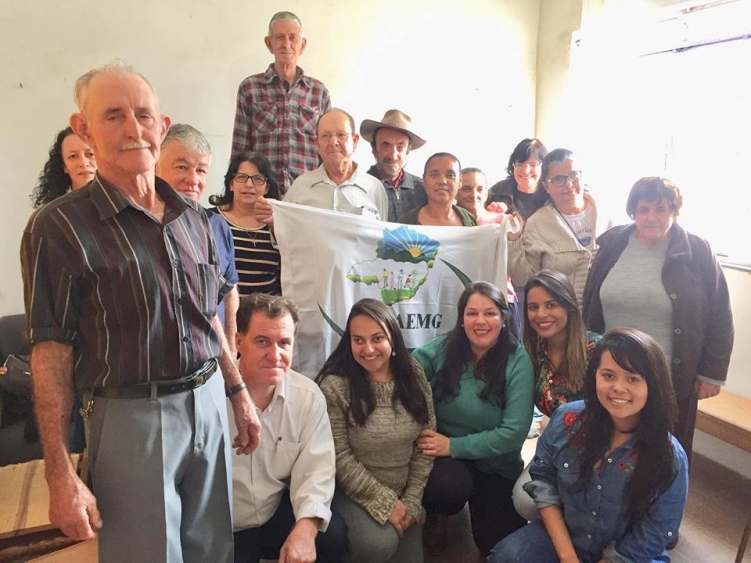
[551,0,751,247]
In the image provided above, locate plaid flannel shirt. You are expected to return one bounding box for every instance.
[231,64,331,195]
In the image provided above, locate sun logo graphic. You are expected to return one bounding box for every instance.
[346,226,440,305]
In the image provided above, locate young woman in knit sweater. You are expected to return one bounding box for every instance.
[317,299,436,563]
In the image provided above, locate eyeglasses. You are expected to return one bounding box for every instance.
[233,173,267,186]
[546,171,582,187]
[318,132,352,143]
[513,162,541,171]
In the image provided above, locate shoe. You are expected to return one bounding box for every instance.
[423,512,448,556]
[527,420,542,439]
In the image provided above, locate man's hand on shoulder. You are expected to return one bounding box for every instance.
[229,388,261,454]
[278,517,319,563]
[48,470,102,540]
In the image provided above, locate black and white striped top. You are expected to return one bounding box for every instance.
[210,208,281,296]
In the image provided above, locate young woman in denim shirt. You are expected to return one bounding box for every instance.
[489,328,689,563]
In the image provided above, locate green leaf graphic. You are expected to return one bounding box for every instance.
[318,303,344,337]
[440,259,473,288]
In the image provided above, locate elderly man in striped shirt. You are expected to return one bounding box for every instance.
[21,63,261,563]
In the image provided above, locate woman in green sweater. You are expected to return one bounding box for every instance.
[317,299,436,563]
[412,281,535,556]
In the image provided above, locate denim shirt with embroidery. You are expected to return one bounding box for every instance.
[524,401,688,563]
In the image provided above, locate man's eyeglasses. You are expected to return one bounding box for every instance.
[233,173,267,186]
[546,171,582,187]
[318,132,352,143]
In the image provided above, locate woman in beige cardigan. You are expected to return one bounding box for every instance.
[317,299,436,563]
[507,149,608,306]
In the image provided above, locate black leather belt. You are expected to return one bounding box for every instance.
[93,359,217,399]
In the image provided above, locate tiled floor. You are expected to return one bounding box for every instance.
[427,439,751,563]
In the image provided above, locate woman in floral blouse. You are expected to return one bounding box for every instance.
[524,270,600,417]
[490,328,689,563]
[514,270,601,520]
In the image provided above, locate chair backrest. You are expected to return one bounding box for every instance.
[0,314,30,360]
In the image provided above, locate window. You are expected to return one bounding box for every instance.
[566,0,751,267]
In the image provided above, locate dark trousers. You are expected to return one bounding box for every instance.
[233,490,348,563]
[507,302,522,343]
[422,457,526,555]
[674,393,699,461]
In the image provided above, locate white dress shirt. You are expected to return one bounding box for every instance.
[228,369,335,531]
[284,163,389,220]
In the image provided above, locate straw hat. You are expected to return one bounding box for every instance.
[359,109,426,149]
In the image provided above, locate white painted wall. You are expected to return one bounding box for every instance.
[0,0,541,316]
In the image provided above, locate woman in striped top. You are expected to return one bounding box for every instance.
[209,152,282,295]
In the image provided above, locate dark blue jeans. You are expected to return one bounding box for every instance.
[233,490,347,563]
[488,520,671,563]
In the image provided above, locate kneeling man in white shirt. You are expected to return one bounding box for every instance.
[229,293,347,563]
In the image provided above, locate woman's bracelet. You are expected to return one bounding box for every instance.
[225,381,247,397]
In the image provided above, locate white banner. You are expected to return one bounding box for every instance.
[271,201,512,376]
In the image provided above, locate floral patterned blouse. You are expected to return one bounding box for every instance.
[534,332,600,417]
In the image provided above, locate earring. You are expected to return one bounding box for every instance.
[391,350,396,357]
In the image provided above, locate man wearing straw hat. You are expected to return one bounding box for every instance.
[360,109,428,222]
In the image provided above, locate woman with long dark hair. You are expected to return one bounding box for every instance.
[412,282,534,556]
[513,270,602,520]
[490,328,689,563]
[317,298,435,563]
[209,152,282,295]
[524,270,600,417]
[31,127,96,207]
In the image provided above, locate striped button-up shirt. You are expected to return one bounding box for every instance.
[231,64,331,195]
[21,174,232,390]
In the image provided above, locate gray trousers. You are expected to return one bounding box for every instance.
[332,490,423,563]
[86,371,233,563]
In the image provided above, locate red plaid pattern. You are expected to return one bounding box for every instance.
[231,64,331,194]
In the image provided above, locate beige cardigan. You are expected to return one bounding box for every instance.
[508,199,606,306]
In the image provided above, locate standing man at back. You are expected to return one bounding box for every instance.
[21,63,260,563]
[231,11,331,195]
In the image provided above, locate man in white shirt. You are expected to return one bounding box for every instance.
[229,293,347,563]
[255,108,389,225]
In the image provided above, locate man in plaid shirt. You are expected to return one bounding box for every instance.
[231,11,331,195]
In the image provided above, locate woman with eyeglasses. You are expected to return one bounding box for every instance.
[486,138,549,220]
[209,151,283,295]
[507,148,607,306]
